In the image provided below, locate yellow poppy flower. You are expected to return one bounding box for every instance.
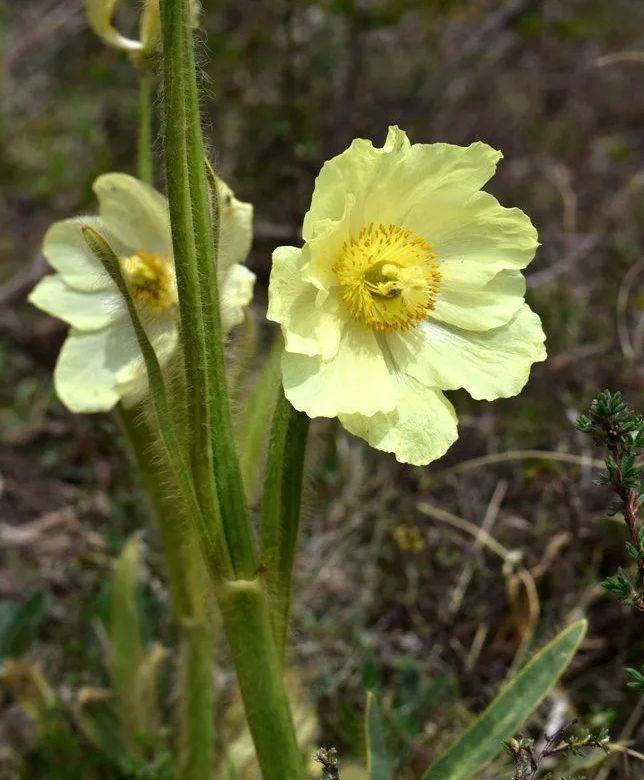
[268,127,546,465]
[30,173,254,413]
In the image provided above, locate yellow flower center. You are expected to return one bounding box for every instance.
[119,251,176,311]
[333,223,441,332]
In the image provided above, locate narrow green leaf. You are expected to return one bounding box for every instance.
[260,390,310,660]
[237,339,282,504]
[177,624,214,780]
[109,536,145,755]
[109,536,144,695]
[366,692,393,780]
[75,688,127,768]
[135,643,167,735]
[0,591,47,659]
[421,620,587,780]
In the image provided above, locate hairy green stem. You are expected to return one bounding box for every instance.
[218,580,305,780]
[158,4,303,775]
[261,391,310,661]
[130,53,216,779]
[159,0,220,549]
[83,225,231,581]
[137,68,154,185]
[180,2,257,577]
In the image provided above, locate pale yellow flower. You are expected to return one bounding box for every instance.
[30,173,254,413]
[268,127,546,465]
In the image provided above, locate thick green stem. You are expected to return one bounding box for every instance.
[159,0,220,550]
[218,580,305,780]
[260,391,310,661]
[158,4,303,775]
[179,0,257,577]
[137,68,154,185]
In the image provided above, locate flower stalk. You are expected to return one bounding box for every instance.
[176,0,257,577]
[158,1,305,775]
[159,0,219,547]
[218,580,305,779]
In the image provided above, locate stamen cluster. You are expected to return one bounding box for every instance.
[333,223,440,331]
[120,250,176,311]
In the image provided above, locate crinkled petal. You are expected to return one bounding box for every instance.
[221,263,255,333]
[303,194,354,291]
[406,188,538,285]
[282,322,397,418]
[268,246,347,359]
[29,274,123,331]
[54,317,139,413]
[302,132,397,241]
[42,216,115,292]
[362,143,503,229]
[431,269,526,331]
[339,379,458,466]
[304,126,502,237]
[388,304,546,401]
[217,177,253,274]
[93,173,172,255]
[85,0,143,51]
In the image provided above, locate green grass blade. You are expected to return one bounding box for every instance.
[366,692,393,780]
[0,591,48,659]
[421,619,587,780]
[109,536,144,694]
[109,536,144,754]
[260,390,310,660]
[237,339,282,504]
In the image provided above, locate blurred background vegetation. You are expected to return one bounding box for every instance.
[0,0,643,777]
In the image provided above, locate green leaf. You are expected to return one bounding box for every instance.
[0,591,48,659]
[260,389,310,660]
[236,339,283,504]
[366,692,393,780]
[108,535,146,756]
[421,620,587,780]
[74,687,127,768]
[177,625,214,780]
[109,536,144,695]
